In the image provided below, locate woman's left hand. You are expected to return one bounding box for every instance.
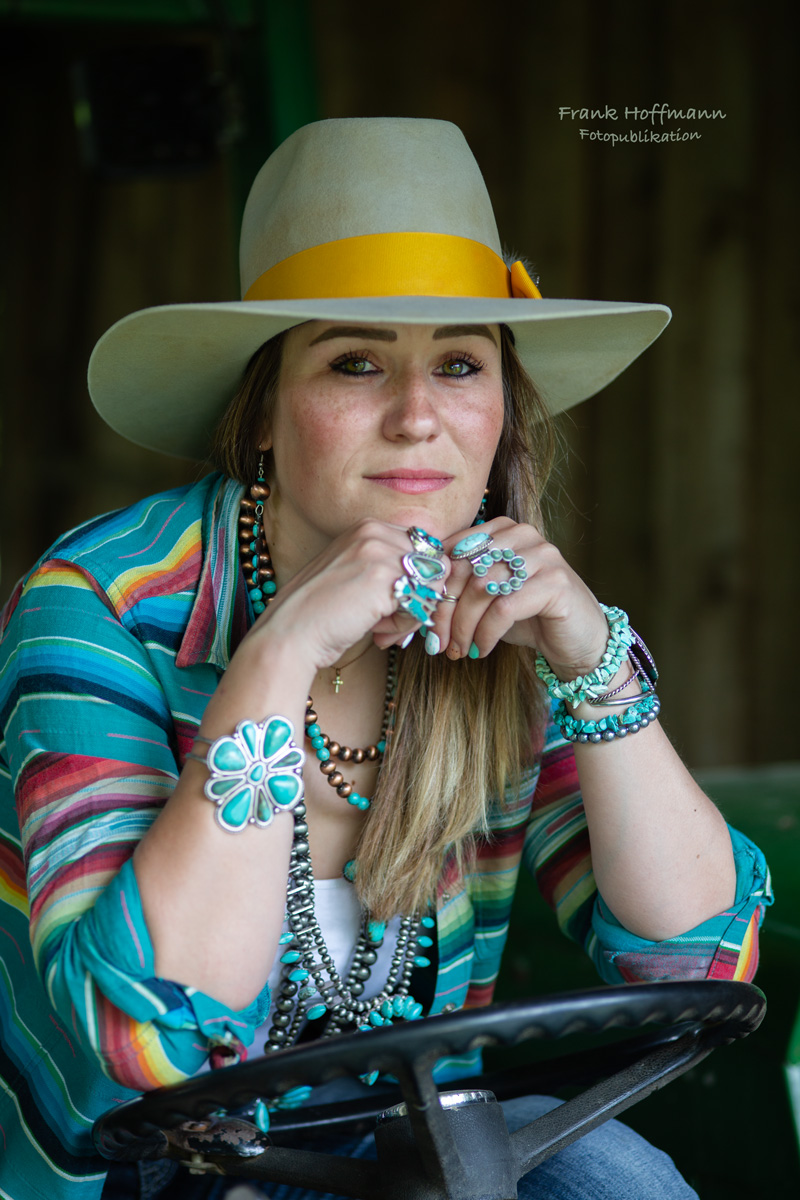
[433,517,609,677]
[427,519,739,945]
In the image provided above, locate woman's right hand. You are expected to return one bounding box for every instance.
[136,519,445,1009]
[237,518,447,676]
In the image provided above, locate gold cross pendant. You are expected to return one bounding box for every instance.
[332,668,344,693]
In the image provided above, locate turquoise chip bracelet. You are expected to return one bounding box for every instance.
[534,604,635,705]
[557,691,661,744]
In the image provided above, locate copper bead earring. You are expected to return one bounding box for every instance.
[239,452,276,615]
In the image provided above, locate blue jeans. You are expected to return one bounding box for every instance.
[102,1088,698,1200]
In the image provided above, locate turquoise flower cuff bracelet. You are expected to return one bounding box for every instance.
[189,716,305,832]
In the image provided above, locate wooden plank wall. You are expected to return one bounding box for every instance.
[312,0,796,768]
[1,2,795,767]
[0,23,234,590]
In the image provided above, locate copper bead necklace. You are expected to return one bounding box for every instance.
[238,475,396,810]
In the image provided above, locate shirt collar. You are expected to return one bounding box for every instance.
[177,475,250,671]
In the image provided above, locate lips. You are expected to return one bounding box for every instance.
[365,469,454,494]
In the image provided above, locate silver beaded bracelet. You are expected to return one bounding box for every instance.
[556,691,661,744]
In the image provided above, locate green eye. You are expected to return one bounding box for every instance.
[441,359,471,376]
[344,358,369,373]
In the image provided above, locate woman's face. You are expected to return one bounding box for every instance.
[263,321,505,559]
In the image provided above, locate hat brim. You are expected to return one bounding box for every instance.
[88,296,671,460]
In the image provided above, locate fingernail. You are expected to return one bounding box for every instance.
[468,642,480,659]
[425,631,441,656]
[400,630,415,649]
[445,643,461,660]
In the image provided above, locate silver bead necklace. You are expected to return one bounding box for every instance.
[264,804,432,1055]
[238,486,432,1055]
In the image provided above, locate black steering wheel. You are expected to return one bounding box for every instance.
[94,980,765,1200]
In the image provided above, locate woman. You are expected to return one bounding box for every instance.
[0,118,771,1200]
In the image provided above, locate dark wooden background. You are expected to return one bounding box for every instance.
[1,0,796,768]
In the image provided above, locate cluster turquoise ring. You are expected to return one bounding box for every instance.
[451,532,528,597]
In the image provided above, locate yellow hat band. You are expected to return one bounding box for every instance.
[243,232,542,302]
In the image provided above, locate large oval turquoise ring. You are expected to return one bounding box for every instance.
[451,531,494,561]
[407,526,444,558]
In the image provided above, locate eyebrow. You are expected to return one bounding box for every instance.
[308,323,497,346]
[309,326,396,345]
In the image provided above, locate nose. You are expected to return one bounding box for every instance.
[381,367,442,442]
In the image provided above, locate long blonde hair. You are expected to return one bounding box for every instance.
[213,326,555,920]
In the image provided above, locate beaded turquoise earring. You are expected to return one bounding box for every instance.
[475,488,489,525]
[239,452,277,615]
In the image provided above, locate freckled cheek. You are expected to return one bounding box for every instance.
[271,391,364,496]
[455,402,504,465]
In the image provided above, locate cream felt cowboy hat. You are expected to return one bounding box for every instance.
[88,117,671,460]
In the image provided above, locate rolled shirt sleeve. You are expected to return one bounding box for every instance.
[54,857,270,1087]
[589,824,772,983]
[525,720,773,986]
[1,557,268,1090]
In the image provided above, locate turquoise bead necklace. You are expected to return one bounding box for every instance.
[304,653,396,813]
[237,479,429,1070]
[264,810,431,1056]
[238,476,396,812]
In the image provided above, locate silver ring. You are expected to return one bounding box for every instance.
[393,575,440,628]
[450,532,494,561]
[471,548,528,596]
[439,591,459,603]
[402,552,446,585]
[407,526,445,558]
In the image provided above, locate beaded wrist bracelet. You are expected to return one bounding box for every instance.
[557,691,661,744]
[535,605,635,706]
[589,626,659,706]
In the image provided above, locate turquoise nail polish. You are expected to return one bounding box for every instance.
[468,642,480,659]
[425,631,441,656]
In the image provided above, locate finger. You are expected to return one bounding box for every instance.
[372,612,423,648]
[389,543,451,649]
[423,521,512,657]
[445,570,502,658]
[441,521,537,658]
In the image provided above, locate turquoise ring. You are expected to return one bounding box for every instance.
[470,547,528,596]
[393,575,440,627]
[451,531,494,560]
[451,532,528,597]
[407,526,445,558]
[402,552,446,585]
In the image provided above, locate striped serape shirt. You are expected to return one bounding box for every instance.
[0,473,772,1199]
